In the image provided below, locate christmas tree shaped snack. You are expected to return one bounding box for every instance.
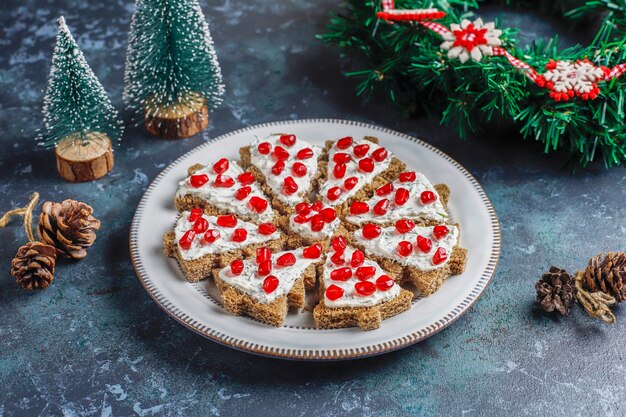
[124,0,224,139]
[214,244,325,327]
[352,222,467,296]
[314,237,413,331]
[39,16,123,182]
[343,170,451,230]
[317,136,406,214]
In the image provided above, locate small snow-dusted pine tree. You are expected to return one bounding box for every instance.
[39,16,122,148]
[123,0,225,124]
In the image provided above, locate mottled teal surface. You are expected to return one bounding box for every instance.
[0,1,623,416]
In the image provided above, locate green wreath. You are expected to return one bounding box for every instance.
[320,0,626,167]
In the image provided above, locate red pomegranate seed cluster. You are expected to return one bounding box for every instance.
[293,202,337,232]
[324,237,395,301]
[326,137,389,202]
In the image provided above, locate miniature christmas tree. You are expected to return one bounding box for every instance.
[123,0,225,139]
[39,16,122,182]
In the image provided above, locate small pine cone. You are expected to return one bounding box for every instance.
[37,199,101,260]
[583,252,626,302]
[535,266,577,316]
[10,241,57,290]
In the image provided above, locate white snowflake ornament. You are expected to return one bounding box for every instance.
[543,59,609,101]
[440,18,502,63]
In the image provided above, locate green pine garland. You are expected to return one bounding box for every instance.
[320,0,626,167]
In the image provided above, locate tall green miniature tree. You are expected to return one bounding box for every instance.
[39,16,123,148]
[123,0,225,123]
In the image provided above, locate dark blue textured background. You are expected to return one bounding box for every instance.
[1,1,624,416]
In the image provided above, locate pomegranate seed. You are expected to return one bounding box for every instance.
[373,199,389,215]
[190,174,209,188]
[353,143,370,158]
[362,223,381,239]
[376,275,394,291]
[283,176,299,195]
[333,153,351,164]
[310,214,324,232]
[372,147,388,162]
[327,186,342,201]
[179,230,195,250]
[217,214,237,227]
[213,158,229,174]
[376,182,394,196]
[257,142,271,154]
[257,259,272,276]
[237,171,254,185]
[192,218,209,234]
[330,250,345,265]
[336,136,353,149]
[325,284,344,301]
[395,188,410,206]
[230,260,244,275]
[351,250,365,267]
[399,171,416,182]
[271,160,285,175]
[262,275,279,294]
[350,202,369,215]
[302,243,322,259]
[276,252,296,267]
[420,191,437,204]
[293,214,310,224]
[344,177,358,190]
[396,219,415,233]
[355,266,376,281]
[320,207,337,222]
[292,162,307,177]
[433,225,450,240]
[297,147,313,159]
[273,146,290,161]
[331,236,347,251]
[397,241,413,257]
[333,163,346,179]
[256,247,271,264]
[416,235,432,253]
[358,158,374,173]
[235,186,251,200]
[433,247,448,265]
[330,267,352,281]
[203,229,220,243]
[249,196,268,213]
[279,134,296,147]
[295,202,311,215]
[215,175,235,188]
[355,281,376,296]
[232,228,247,242]
[311,201,323,212]
[258,223,276,235]
[188,207,203,222]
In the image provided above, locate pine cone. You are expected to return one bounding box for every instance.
[535,266,577,316]
[10,241,57,290]
[37,199,101,260]
[583,252,626,302]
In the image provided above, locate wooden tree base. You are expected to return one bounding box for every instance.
[144,94,209,140]
[55,132,114,182]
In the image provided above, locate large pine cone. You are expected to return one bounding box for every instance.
[535,266,577,316]
[37,200,101,260]
[583,252,626,302]
[10,241,57,290]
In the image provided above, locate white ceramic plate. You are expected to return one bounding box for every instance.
[130,119,500,360]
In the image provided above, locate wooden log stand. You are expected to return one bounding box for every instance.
[55,132,114,182]
[144,93,209,140]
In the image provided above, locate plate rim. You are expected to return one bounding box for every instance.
[129,118,501,361]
